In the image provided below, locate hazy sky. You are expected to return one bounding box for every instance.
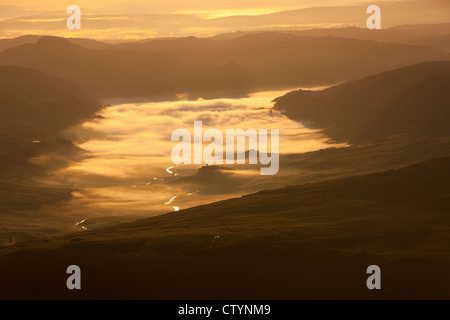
[2,1,385,14]
[0,0,448,40]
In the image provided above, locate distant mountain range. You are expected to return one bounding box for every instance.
[0,35,112,52]
[1,32,449,99]
[125,32,449,88]
[211,24,450,52]
[1,24,448,53]
[0,36,255,99]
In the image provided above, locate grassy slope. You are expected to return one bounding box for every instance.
[0,66,102,212]
[0,156,449,299]
[274,61,450,144]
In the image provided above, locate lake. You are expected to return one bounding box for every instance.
[57,87,344,228]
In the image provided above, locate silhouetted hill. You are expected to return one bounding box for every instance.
[0,65,102,211]
[119,32,450,88]
[0,35,41,52]
[210,24,450,52]
[1,33,449,98]
[0,35,111,52]
[274,61,450,144]
[0,65,100,131]
[402,33,450,52]
[1,156,449,299]
[0,36,255,99]
[66,38,113,50]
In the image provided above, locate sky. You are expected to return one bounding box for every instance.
[2,1,384,15]
[0,0,448,40]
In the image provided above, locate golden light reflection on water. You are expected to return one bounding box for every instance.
[61,88,346,217]
[69,88,331,175]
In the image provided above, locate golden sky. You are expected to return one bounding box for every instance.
[1,0,448,40]
[1,0,393,15]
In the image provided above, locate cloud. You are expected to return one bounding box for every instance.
[4,1,378,13]
[2,0,446,39]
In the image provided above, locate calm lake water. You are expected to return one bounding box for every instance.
[57,87,344,228]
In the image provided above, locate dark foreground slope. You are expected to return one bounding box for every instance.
[1,157,449,299]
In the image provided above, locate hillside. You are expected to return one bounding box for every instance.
[119,32,450,89]
[0,36,255,99]
[211,24,450,52]
[0,66,102,212]
[273,61,450,144]
[0,35,41,52]
[0,35,111,53]
[0,156,449,299]
[1,34,449,98]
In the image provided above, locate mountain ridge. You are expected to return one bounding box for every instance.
[273,61,450,144]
